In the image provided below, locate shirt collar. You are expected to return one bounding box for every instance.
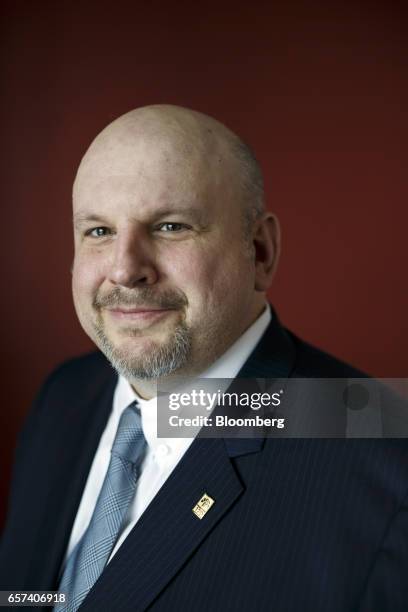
[113,303,271,459]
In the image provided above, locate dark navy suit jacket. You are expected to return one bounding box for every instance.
[1,312,408,611]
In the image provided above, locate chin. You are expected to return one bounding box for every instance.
[108,333,161,356]
[92,317,192,379]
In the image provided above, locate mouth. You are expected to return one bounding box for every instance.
[104,307,177,323]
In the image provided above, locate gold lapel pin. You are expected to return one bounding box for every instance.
[192,493,215,519]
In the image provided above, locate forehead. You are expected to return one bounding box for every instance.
[73,129,237,218]
[74,178,212,227]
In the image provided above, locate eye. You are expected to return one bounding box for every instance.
[156,222,189,232]
[86,227,111,237]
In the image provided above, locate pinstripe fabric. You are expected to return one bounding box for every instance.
[3,312,408,610]
[55,401,145,612]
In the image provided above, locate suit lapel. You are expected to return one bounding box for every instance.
[79,309,296,610]
[79,436,244,611]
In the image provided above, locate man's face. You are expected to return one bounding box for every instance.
[72,129,261,382]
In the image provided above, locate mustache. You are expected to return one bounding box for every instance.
[93,286,188,311]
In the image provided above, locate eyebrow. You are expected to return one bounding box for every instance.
[151,206,209,226]
[73,213,109,227]
[73,207,209,227]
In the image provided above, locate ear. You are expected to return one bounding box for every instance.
[252,213,281,291]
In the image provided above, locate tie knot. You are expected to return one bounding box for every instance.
[111,401,146,464]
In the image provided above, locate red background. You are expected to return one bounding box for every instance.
[1,0,407,526]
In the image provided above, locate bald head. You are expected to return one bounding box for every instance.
[74,105,264,227]
[71,104,279,389]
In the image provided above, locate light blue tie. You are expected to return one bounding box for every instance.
[55,401,146,612]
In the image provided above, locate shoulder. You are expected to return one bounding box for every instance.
[28,351,116,423]
[239,310,369,380]
[287,330,369,378]
[42,350,114,392]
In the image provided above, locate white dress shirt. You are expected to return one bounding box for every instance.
[64,304,271,563]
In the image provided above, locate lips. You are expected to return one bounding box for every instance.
[109,308,169,314]
[105,307,175,322]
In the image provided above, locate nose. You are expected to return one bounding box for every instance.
[107,227,159,288]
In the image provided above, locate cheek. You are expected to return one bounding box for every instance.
[72,254,105,303]
[166,247,249,310]
[164,248,217,291]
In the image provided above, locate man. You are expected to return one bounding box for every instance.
[1,105,407,611]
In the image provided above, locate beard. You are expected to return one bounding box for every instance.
[90,286,192,380]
